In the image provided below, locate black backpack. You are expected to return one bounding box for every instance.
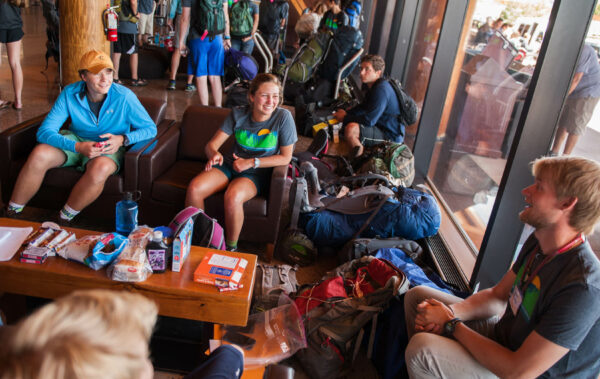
[194,0,226,39]
[259,0,286,36]
[319,25,363,80]
[386,77,418,126]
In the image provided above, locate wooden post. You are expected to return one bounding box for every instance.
[59,0,110,86]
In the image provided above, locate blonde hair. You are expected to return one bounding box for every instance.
[532,156,600,235]
[0,290,158,379]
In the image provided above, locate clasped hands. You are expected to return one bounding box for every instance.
[76,134,124,159]
[414,298,455,335]
[205,153,253,172]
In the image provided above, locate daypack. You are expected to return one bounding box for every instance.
[253,263,299,311]
[169,206,226,250]
[282,32,331,83]
[387,77,418,126]
[356,142,415,187]
[342,0,362,28]
[229,0,254,37]
[194,0,226,39]
[114,0,139,23]
[319,25,364,80]
[225,48,259,81]
[259,0,287,36]
[294,256,410,379]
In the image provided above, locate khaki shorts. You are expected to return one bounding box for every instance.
[558,96,600,135]
[138,12,154,36]
[59,130,125,174]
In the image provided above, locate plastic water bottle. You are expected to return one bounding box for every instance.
[154,32,160,45]
[115,191,139,235]
[146,230,170,273]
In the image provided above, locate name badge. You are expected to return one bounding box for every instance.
[509,286,523,316]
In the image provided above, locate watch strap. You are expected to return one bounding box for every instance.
[444,317,461,337]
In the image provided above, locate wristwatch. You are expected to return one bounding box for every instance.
[443,318,461,337]
[254,157,260,169]
[122,135,130,146]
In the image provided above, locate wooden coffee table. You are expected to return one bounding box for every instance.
[0,218,256,326]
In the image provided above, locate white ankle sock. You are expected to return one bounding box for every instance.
[7,201,25,213]
[60,204,80,221]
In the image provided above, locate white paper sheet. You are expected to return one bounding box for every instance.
[0,226,34,261]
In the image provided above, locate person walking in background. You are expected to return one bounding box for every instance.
[229,0,259,55]
[112,0,148,87]
[550,43,600,156]
[166,0,196,91]
[179,0,230,107]
[258,0,288,63]
[0,0,24,110]
[137,0,156,46]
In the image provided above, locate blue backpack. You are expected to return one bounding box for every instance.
[343,0,362,28]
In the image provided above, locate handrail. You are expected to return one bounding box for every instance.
[253,32,273,73]
[334,48,364,99]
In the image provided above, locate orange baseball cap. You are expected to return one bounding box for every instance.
[78,49,114,74]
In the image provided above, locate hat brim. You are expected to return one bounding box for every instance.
[83,63,115,75]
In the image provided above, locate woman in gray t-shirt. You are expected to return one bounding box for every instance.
[185,74,297,251]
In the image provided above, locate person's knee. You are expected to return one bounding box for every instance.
[405,333,436,373]
[405,286,434,309]
[187,176,210,201]
[344,122,360,139]
[84,159,117,183]
[224,186,248,210]
[26,145,63,171]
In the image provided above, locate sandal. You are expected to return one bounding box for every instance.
[114,78,124,85]
[131,78,148,87]
[0,100,13,110]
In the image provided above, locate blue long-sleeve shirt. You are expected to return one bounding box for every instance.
[37,81,157,152]
[344,79,404,143]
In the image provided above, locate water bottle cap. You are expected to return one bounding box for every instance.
[153,230,163,240]
[124,192,133,201]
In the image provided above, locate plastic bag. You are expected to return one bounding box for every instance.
[108,226,153,282]
[57,233,127,270]
[222,294,306,369]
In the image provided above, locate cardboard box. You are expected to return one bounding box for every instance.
[171,217,194,272]
[194,251,248,289]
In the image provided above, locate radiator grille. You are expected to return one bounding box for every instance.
[425,234,470,292]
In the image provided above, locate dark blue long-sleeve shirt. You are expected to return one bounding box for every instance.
[344,79,404,143]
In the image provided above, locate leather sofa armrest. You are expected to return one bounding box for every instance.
[123,119,175,192]
[266,164,288,226]
[0,113,46,162]
[138,124,181,196]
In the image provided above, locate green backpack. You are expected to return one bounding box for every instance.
[114,0,139,23]
[282,32,331,83]
[194,0,226,39]
[229,0,253,38]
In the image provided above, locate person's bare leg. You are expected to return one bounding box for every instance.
[10,145,66,205]
[6,39,23,109]
[130,53,139,80]
[65,157,117,211]
[550,127,568,155]
[344,122,363,157]
[223,178,257,242]
[562,133,581,155]
[208,75,222,107]
[170,49,181,80]
[187,74,194,85]
[112,52,122,80]
[196,76,209,105]
[185,169,229,209]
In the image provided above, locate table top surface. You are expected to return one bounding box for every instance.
[0,218,257,326]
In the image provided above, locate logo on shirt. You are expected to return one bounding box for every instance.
[513,263,541,321]
[235,129,278,154]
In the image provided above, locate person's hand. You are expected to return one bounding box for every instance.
[75,141,103,159]
[205,152,224,171]
[414,298,454,335]
[232,153,252,172]
[166,18,173,27]
[98,133,125,155]
[223,38,232,50]
[179,43,188,56]
[333,109,347,122]
[242,35,253,42]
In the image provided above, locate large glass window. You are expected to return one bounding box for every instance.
[426,0,555,250]
[403,1,447,149]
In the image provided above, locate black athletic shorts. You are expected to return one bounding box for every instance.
[113,32,138,55]
[0,28,24,43]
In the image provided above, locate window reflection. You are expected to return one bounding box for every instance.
[427,0,554,249]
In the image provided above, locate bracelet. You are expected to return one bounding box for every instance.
[224,35,231,40]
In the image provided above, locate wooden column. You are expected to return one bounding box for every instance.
[59,0,110,86]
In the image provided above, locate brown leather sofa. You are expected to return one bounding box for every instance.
[138,105,288,259]
[0,97,171,220]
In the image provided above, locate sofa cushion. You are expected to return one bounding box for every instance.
[152,160,268,216]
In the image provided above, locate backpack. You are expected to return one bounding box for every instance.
[294,256,409,379]
[229,0,254,37]
[259,0,286,36]
[169,206,226,250]
[387,77,418,126]
[342,0,362,29]
[224,81,250,108]
[225,48,259,81]
[114,0,139,23]
[194,0,226,39]
[339,236,423,264]
[356,142,415,187]
[319,25,364,81]
[253,263,299,311]
[282,32,331,83]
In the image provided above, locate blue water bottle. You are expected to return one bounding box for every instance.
[116,191,140,235]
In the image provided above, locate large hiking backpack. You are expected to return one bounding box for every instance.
[194,0,226,39]
[342,0,362,29]
[319,25,364,82]
[281,32,331,83]
[355,142,415,187]
[169,206,226,250]
[387,77,418,126]
[229,0,254,37]
[294,256,409,379]
[259,0,286,36]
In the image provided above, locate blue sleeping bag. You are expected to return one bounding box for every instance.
[300,187,441,247]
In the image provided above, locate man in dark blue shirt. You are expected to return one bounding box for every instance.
[333,54,402,157]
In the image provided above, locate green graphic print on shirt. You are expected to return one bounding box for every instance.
[513,262,541,322]
[235,128,279,156]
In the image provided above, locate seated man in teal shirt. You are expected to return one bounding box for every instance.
[4,49,157,223]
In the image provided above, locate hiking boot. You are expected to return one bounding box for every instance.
[166,80,176,90]
[184,83,197,92]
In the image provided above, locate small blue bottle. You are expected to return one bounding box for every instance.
[116,192,138,235]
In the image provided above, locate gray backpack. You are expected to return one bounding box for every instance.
[253,263,299,311]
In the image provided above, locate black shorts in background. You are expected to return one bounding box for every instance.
[113,33,138,55]
[0,28,24,43]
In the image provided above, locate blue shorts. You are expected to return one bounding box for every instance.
[214,160,272,196]
[188,36,225,77]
